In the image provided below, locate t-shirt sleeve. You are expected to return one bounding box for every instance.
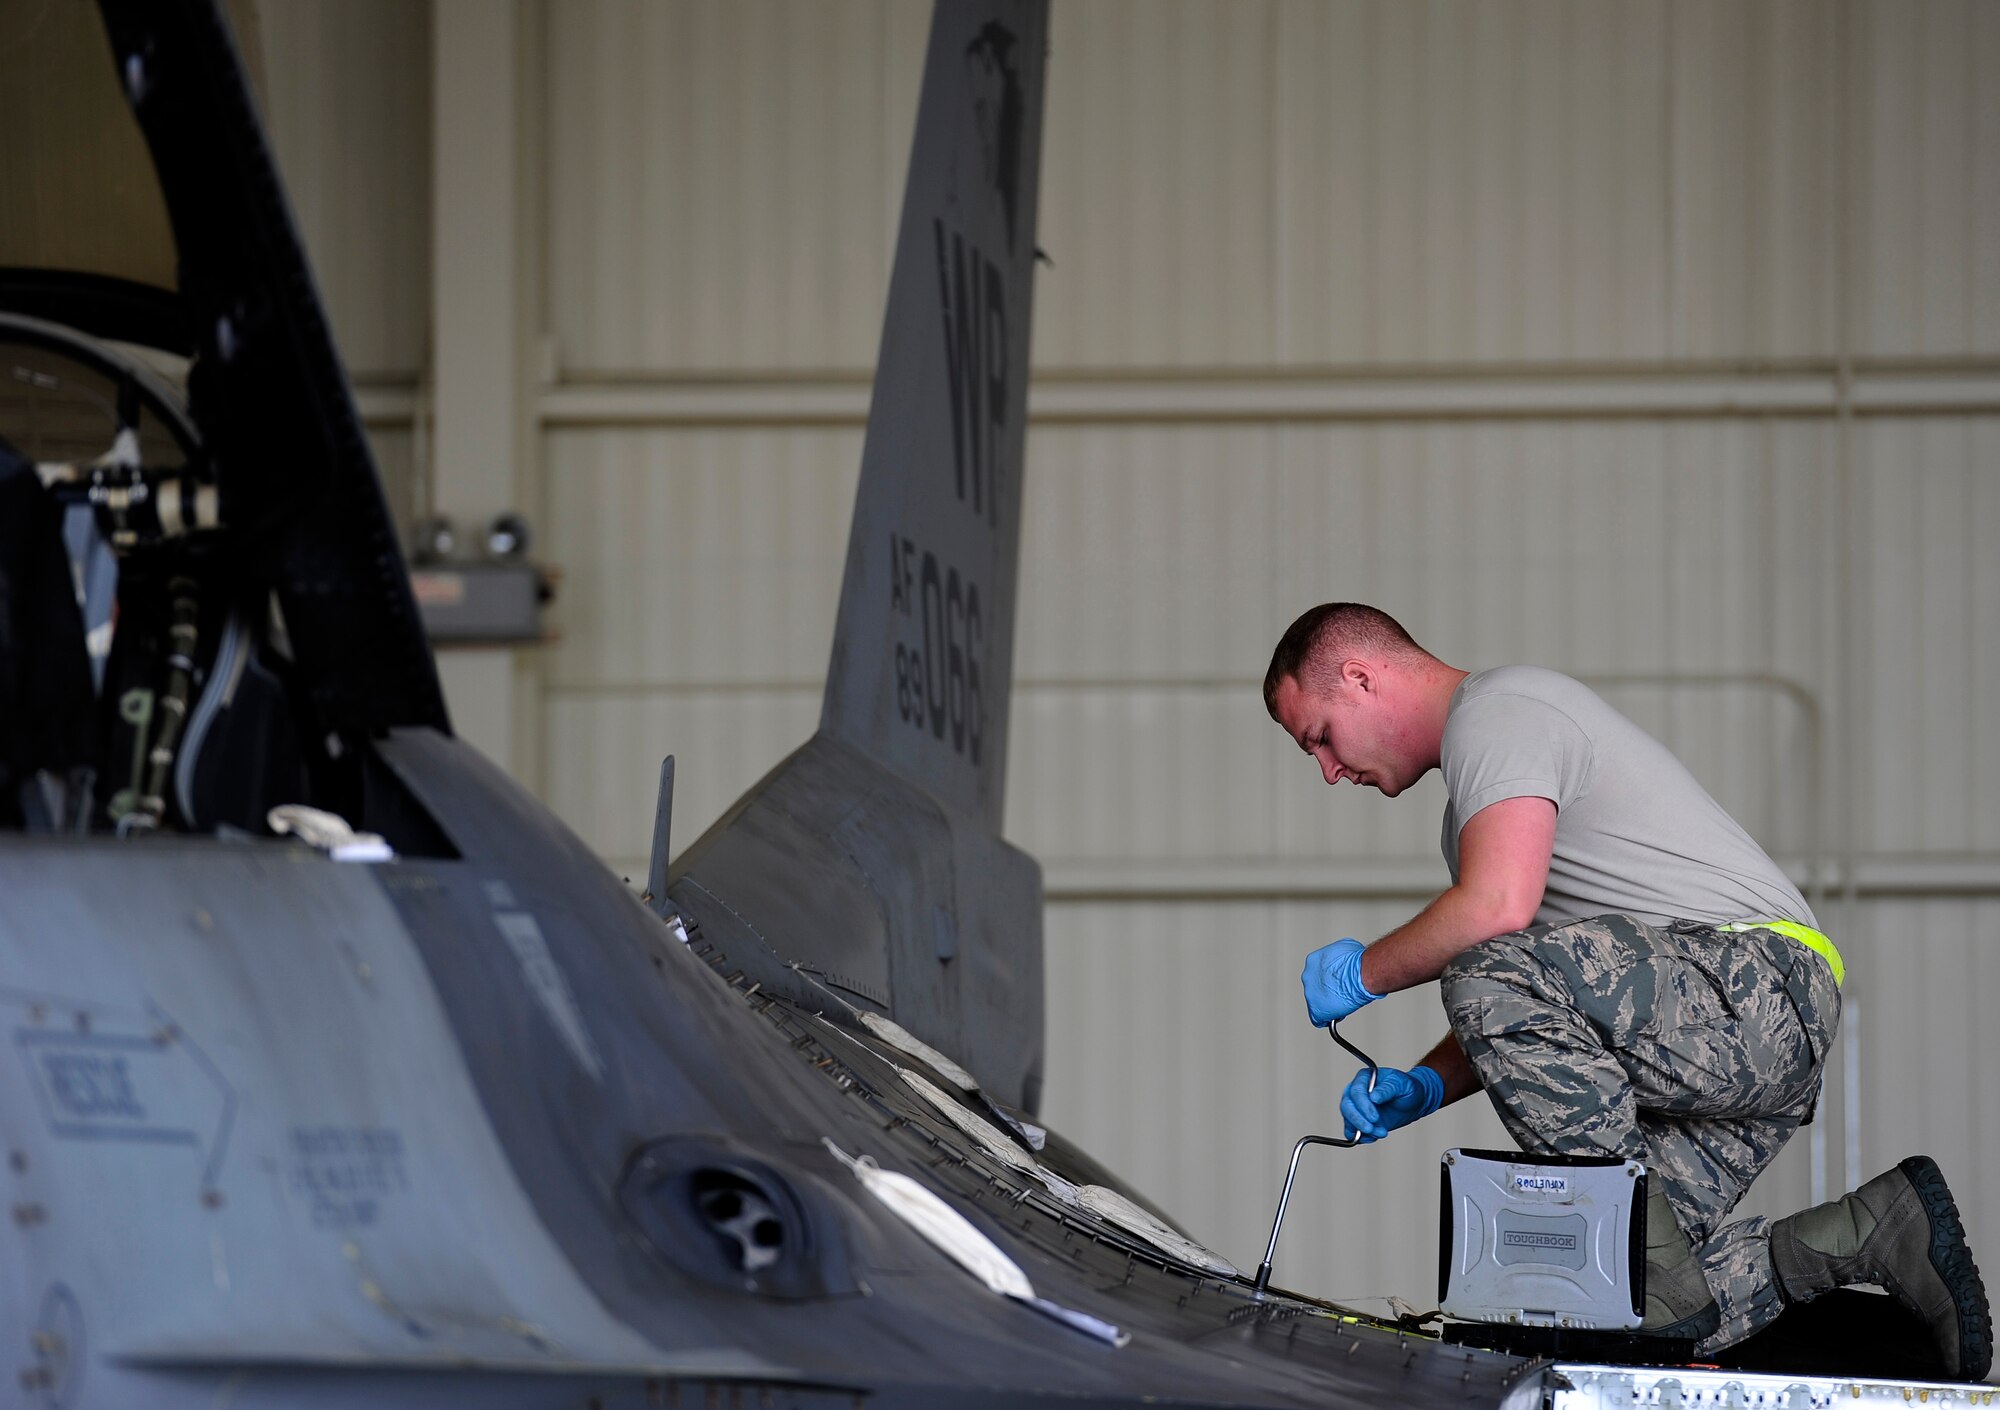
[1440,692,1594,838]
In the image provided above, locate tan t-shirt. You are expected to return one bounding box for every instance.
[1439,666,1815,930]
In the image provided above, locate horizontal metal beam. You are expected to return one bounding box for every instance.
[594,852,2000,903]
[540,671,1819,703]
[354,381,420,429]
[542,378,866,427]
[526,366,2000,428]
[355,364,2000,432]
[1039,855,2000,902]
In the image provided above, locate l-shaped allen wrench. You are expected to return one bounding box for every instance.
[1250,1019,1380,1298]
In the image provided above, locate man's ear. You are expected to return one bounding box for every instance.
[1341,659,1375,694]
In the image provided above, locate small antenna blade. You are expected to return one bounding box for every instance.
[646,755,675,917]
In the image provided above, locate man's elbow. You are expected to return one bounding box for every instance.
[1464,887,1541,938]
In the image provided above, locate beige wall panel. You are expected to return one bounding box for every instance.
[545,0,927,375]
[256,0,431,378]
[1034,0,1278,367]
[1852,0,2000,357]
[1036,0,1842,367]
[246,0,2000,381]
[540,427,862,689]
[1668,0,1840,359]
[1855,418,2000,853]
[1017,421,1837,681]
[1264,0,1673,364]
[546,689,820,877]
[536,0,1926,377]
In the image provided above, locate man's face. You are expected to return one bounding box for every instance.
[1271,668,1418,797]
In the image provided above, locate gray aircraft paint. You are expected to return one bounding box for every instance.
[0,846,707,1388]
[486,885,607,1083]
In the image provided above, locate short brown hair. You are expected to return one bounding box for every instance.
[1263,603,1428,716]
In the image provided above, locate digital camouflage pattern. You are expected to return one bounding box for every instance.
[1441,914,1841,1351]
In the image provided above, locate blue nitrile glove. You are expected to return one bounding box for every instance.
[1300,938,1380,1028]
[1340,1064,1444,1145]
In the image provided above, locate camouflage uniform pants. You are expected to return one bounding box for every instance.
[1440,914,1841,1352]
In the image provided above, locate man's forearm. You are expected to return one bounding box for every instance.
[1357,883,1527,996]
[1415,1030,1481,1107]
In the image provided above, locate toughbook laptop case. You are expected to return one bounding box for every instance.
[1439,1148,1647,1331]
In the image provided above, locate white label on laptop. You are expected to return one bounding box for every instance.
[1512,1172,1570,1197]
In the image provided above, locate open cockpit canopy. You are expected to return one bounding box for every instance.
[0,0,447,850]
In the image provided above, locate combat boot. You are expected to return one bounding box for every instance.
[1641,1187,1721,1340]
[1769,1155,1992,1381]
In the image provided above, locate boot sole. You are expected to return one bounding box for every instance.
[1900,1155,1993,1382]
[1644,1300,1722,1344]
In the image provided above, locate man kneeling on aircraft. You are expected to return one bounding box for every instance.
[1265,602,1992,1376]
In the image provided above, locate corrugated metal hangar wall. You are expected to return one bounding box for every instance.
[256,0,1999,1315]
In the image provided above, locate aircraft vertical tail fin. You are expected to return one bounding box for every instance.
[673,0,1050,1107]
[819,0,1048,833]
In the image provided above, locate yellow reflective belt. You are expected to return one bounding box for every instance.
[1723,920,1844,988]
